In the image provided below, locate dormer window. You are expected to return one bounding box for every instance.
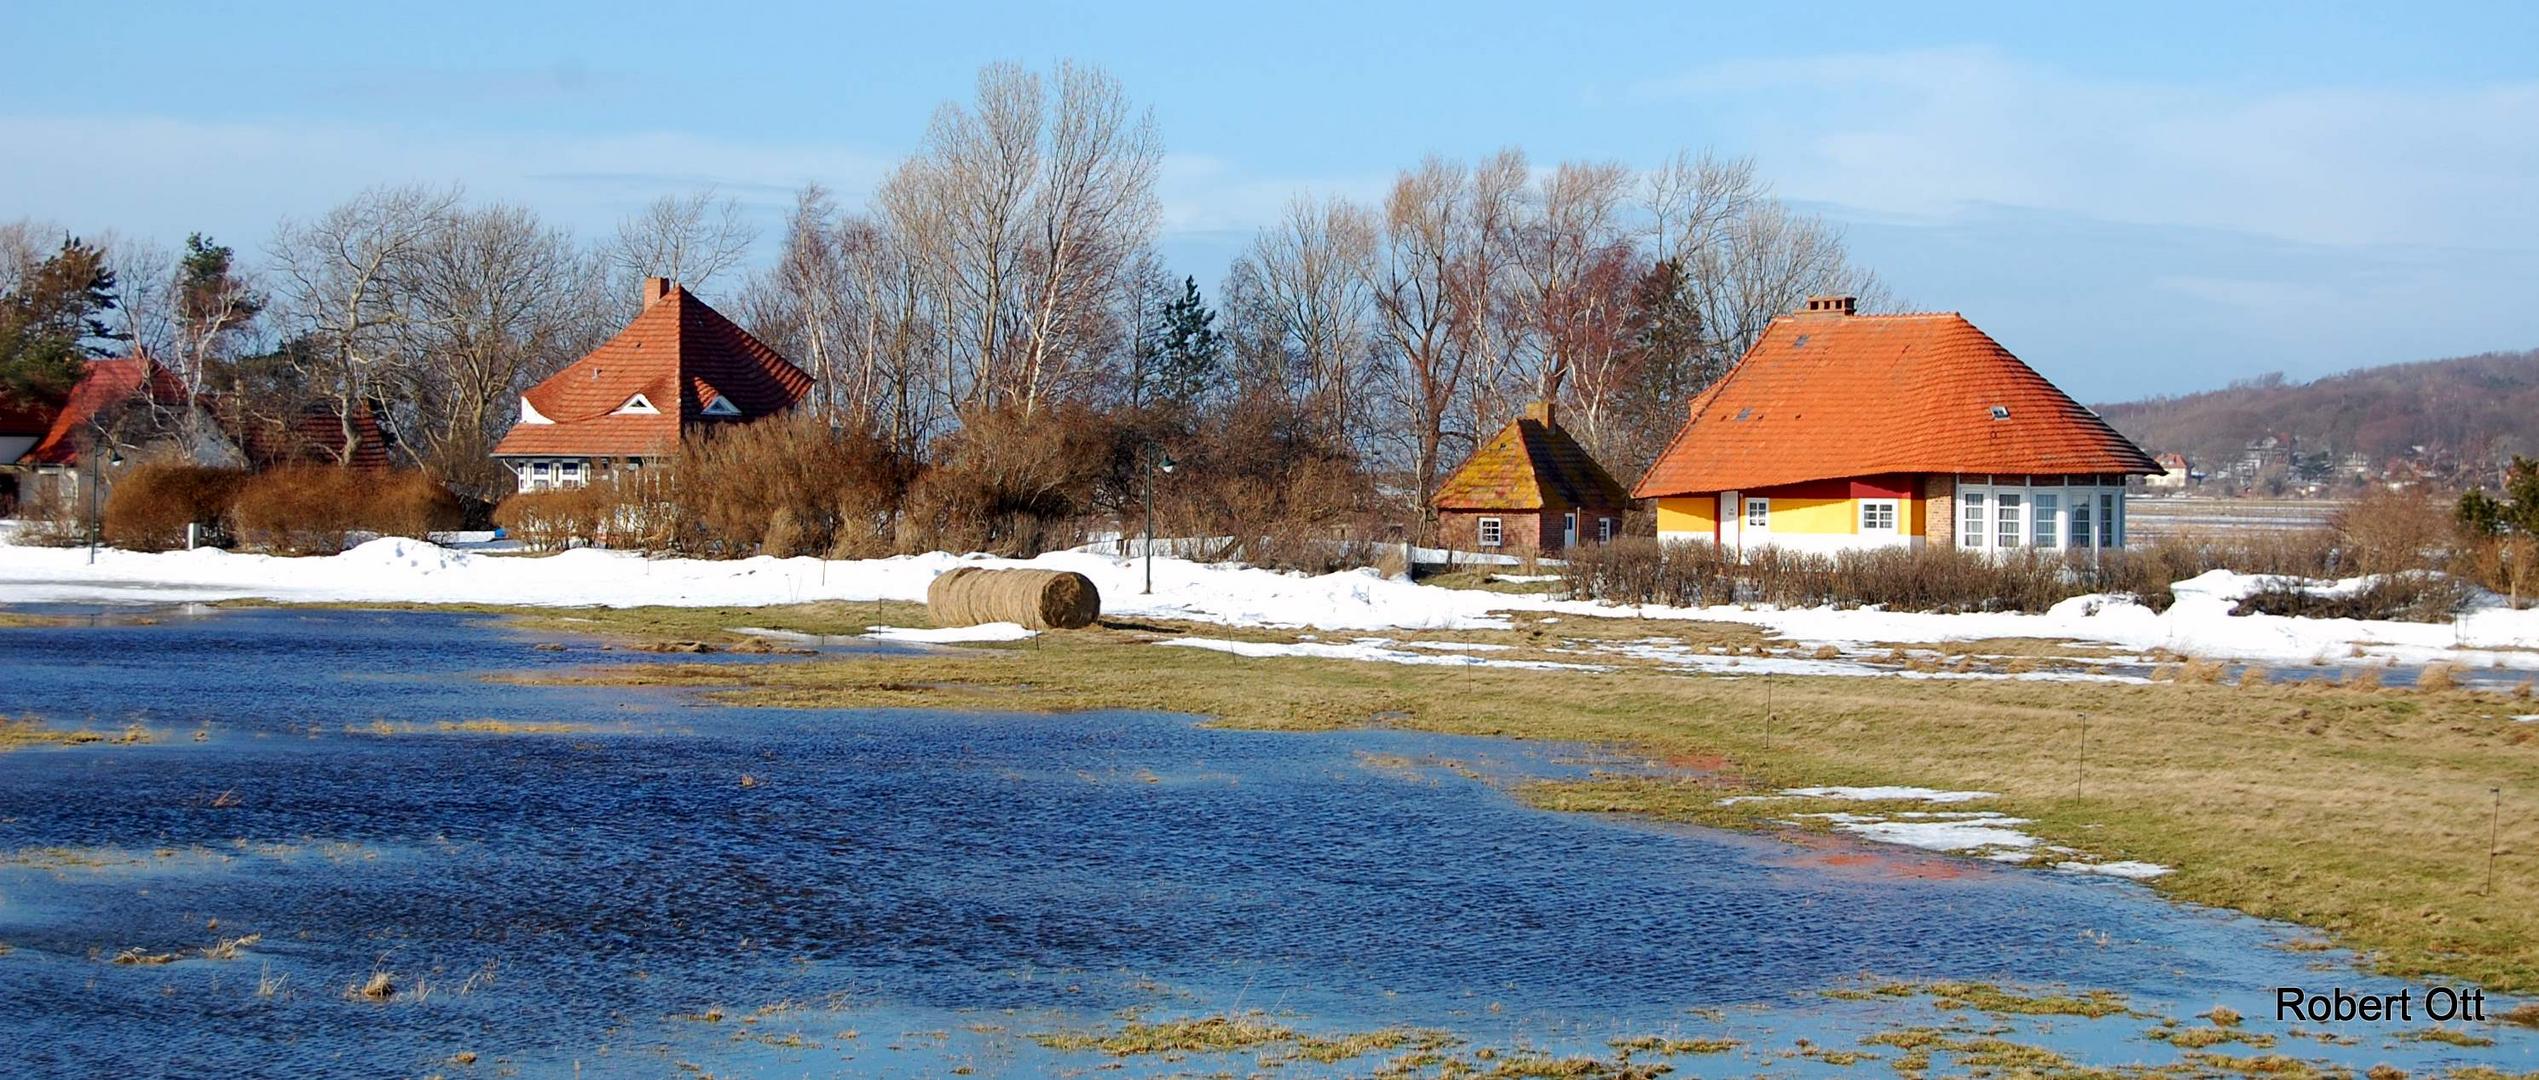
[700,396,741,417]
[615,393,660,415]
[1989,405,2012,421]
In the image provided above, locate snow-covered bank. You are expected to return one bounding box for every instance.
[4,536,2538,672]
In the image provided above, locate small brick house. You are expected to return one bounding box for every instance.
[1431,401,1632,558]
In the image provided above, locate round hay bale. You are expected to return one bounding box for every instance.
[926,567,1101,630]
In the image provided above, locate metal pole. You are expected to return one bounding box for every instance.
[1142,456,1154,595]
[86,451,100,565]
[2077,713,2089,800]
[2491,787,2504,896]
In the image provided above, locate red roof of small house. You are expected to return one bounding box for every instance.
[491,280,812,458]
[23,357,195,467]
[1432,403,1632,512]
[226,399,395,471]
[1633,305,2158,498]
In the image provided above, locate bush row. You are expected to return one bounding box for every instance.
[102,463,462,555]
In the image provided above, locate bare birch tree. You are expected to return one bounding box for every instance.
[607,188,757,301]
[267,185,460,466]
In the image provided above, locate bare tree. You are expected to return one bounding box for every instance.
[1368,157,1488,518]
[607,188,757,300]
[397,203,603,496]
[267,185,460,466]
[1508,159,1633,408]
[1222,195,1378,439]
[883,61,1161,418]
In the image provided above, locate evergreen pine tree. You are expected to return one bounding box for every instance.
[1150,276,1221,410]
[0,236,123,402]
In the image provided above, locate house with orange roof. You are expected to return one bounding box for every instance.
[2,356,236,511]
[1632,295,2159,556]
[491,278,813,491]
[1430,401,1631,557]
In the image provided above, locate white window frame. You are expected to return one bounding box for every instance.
[560,461,584,488]
[700,396,741,417]
[615,393,660,416]
[1859,499,1899,534]
[2031,493,2060,549]
[1597,516,1615,543]
[1995,492,2023,549]
[1477,516,1503,549]
[1745,497,1770,528]
[2070,499,2093,549]
[1959,491,1986,548]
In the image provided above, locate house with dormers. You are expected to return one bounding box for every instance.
[1633,295,2159,555]
[491,278,813,491]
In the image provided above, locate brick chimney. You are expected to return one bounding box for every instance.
[1800,294,1856,316]
[1523,399,1557,428]
[643,277,673,306]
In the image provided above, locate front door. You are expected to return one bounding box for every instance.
[1563,512,1577,550]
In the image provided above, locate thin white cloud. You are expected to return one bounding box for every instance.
[1634,46,2539,251]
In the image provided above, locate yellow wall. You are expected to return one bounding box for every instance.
[1764,496,1857,534]
[1655,496,1716,537]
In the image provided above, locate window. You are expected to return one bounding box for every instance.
[2032,494,2059,548]
[1989,404,2011,420]
[2070,501,2092,549]
[1959,492,1986,548]
[1598,516,1615,543]
[1745,498,1769,528]
[2099,493,2117,548]
[560,461,583,488]
[528,462,551,492]
[701,396,741,417]
[1859,499,1898,532]
[1477,517,1503,548]
[614,393,659,415]
[1996,493,2023,549]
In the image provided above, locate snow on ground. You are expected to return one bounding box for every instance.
[4,536,2538,674]
[1158,636,1605,672]
[861,623,1039,644]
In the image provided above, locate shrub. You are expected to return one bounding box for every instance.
[2231,573,2471,623]
[670,417,909,558]
[9,486,86,547]
[231,467,460,555]
[902,404,1108,557]
[492,486,607,554]
[232,468,369,555]
[103,463,248,551]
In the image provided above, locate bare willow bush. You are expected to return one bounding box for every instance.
[232,468,461,555]
[901,405,1109,557]
[2333,488,2452,577]
[1153,399,1381,573]
[103,463,247,551]
[670,417,909,558]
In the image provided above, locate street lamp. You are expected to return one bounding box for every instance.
[86,443,123,566]
[1142,445,1176,595]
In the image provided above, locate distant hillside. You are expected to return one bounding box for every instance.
[2095,349,2539,474]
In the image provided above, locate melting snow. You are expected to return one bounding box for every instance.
[862,623,1038,643]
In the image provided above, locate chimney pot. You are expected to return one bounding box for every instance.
[1802,294,1856,316]
[643,277,672,305]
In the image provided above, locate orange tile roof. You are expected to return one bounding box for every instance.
[1633,310,2158,497]
[491,283,812,458]
[23,357,194,467]
[1432,404,1632,511]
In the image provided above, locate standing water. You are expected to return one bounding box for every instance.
[0,606,2529,1077]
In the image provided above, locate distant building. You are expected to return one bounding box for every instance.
[1633,296,2160,554]
[0,357,397,516]
[2144,453,2194,490]
[1430,401,1632,558]
[491,278,812,492]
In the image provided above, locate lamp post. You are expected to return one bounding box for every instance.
[1142,446,1176,595]
[86,443,122,566]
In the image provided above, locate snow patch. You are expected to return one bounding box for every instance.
[862,623,1038,643]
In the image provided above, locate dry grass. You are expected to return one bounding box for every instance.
[511,603,2539,994]
[0,716,150,751]
[350,970,395,1001]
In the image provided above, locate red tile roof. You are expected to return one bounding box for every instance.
[491,283,812,458]
[1432,404,1632,511]
[226,399,394,471]
[22,357,194,467]
[1633,310,2158,497]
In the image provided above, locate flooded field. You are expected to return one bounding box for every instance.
[0,606,2530,1077]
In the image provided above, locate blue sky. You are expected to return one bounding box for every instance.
[5,1,2534,401]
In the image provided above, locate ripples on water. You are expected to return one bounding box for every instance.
[0,606,2527,1077]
